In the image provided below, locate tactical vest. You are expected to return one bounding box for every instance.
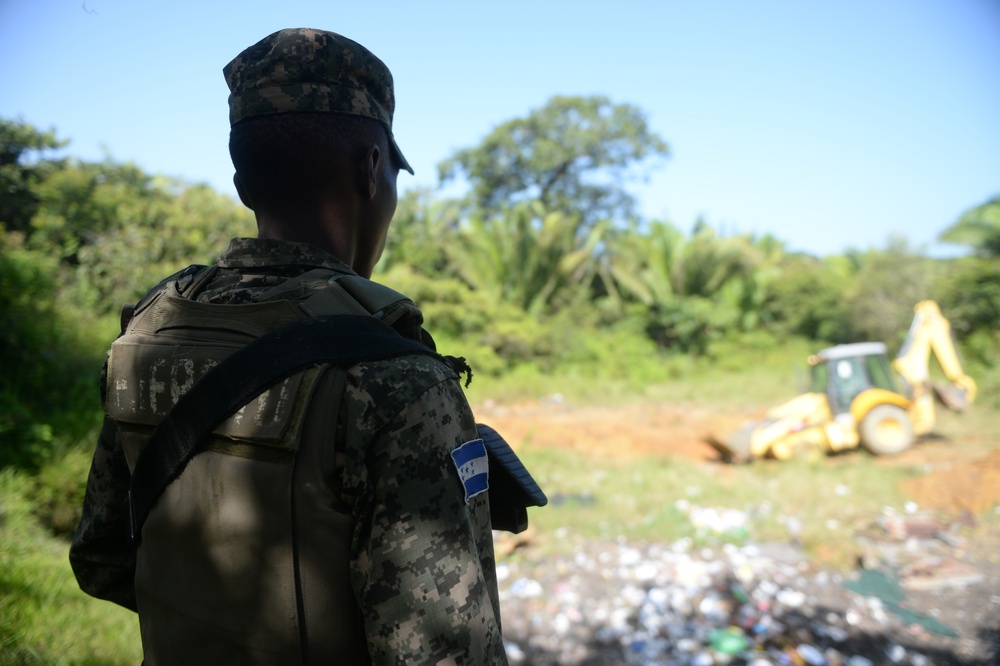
[104,265,432,666]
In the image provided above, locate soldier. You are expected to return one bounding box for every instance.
[70,28,508,664]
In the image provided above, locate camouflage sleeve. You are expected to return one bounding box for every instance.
[350,374,506,665]
[69,414,138,612]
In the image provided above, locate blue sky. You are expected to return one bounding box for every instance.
[2,0,998,257]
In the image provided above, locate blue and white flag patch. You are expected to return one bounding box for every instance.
[451,438,489,503]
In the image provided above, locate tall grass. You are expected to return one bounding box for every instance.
[0,468,141,664]
[462,330,817,409]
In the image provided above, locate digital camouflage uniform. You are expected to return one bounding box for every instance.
[70,29,507,665]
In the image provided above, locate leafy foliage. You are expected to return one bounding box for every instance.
[939,193,1000,257]
[605,220,777,351]
[73,179,254,314]
[28,161,254,314]
[764,254,855,342]
[0,468,142,663]
[932,256,1000,368]
[380,265,569,376]
[446,202,606,316]
[439,95,668,229]
[1,118,253,469]
[377,187,459,274]
[0,117,66,235]
[0,230,105,469]
[843,237,936,349]
[27,447,93,538]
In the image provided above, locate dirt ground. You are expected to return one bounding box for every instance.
[475,398,1000,665]
[475,398,1000,512]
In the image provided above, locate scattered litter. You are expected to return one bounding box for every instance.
[842,569,959,637]
[899,556,984,591]
[499,539,947,665]
[497,499,993,664]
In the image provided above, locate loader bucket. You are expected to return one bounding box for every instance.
[705,423,756,463]
[932,383,970,412]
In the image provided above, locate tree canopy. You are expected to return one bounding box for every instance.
[939,193,1000,257]
[438,96,668,229]
[1,117,66,235]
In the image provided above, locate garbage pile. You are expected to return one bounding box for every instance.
[497,537,966,666]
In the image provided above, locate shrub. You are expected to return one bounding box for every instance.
[0,233,104,469]
[28,446,92,538]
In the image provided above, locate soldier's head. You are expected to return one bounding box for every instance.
[228,112,395,211]
[224,28,411,273]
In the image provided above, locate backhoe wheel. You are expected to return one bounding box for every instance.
[860,404,914,455]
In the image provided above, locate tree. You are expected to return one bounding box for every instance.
[445,201,606,316]
[765,253,855,342]
[438,96,668,229]
[939,194,1000,257]
[933,256,1000,367]
[605,220,768,351]
[0,117,66,235]
[28,158,161,264]
[843,236,935,348]
[70,177,254,314]
[377,188,460,275]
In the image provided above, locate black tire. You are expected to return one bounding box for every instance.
[860,404,914,455]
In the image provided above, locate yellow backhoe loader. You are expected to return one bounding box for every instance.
[710,301,977,462]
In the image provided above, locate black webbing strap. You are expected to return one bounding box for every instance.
[128,314,438,544]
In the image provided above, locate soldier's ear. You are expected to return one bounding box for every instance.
[234,173,255,210]
[364,144,381,201]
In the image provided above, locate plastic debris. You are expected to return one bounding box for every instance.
[493,498,993,664]
[496,538,948,665]
[709,626,748,654]
[842,570,959,637]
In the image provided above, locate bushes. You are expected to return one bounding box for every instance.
[1,123,251,469]
[0,231,107,470]
[381,265,571,376]
[27,447,92,538]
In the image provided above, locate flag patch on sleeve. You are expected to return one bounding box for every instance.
[451,438,489,503]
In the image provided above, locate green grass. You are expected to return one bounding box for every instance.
[515,444,921,569]
[0,468,142,665]
[464,334,817,410]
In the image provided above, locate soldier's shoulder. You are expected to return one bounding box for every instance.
[350,353,459,399]
[334,351,470,446]
[136,264,210,306]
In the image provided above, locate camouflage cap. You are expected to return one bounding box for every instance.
[224,28,413,174]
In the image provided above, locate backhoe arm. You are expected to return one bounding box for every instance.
[892,300,977,408]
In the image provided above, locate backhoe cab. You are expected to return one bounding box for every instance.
[711,301,977,462]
